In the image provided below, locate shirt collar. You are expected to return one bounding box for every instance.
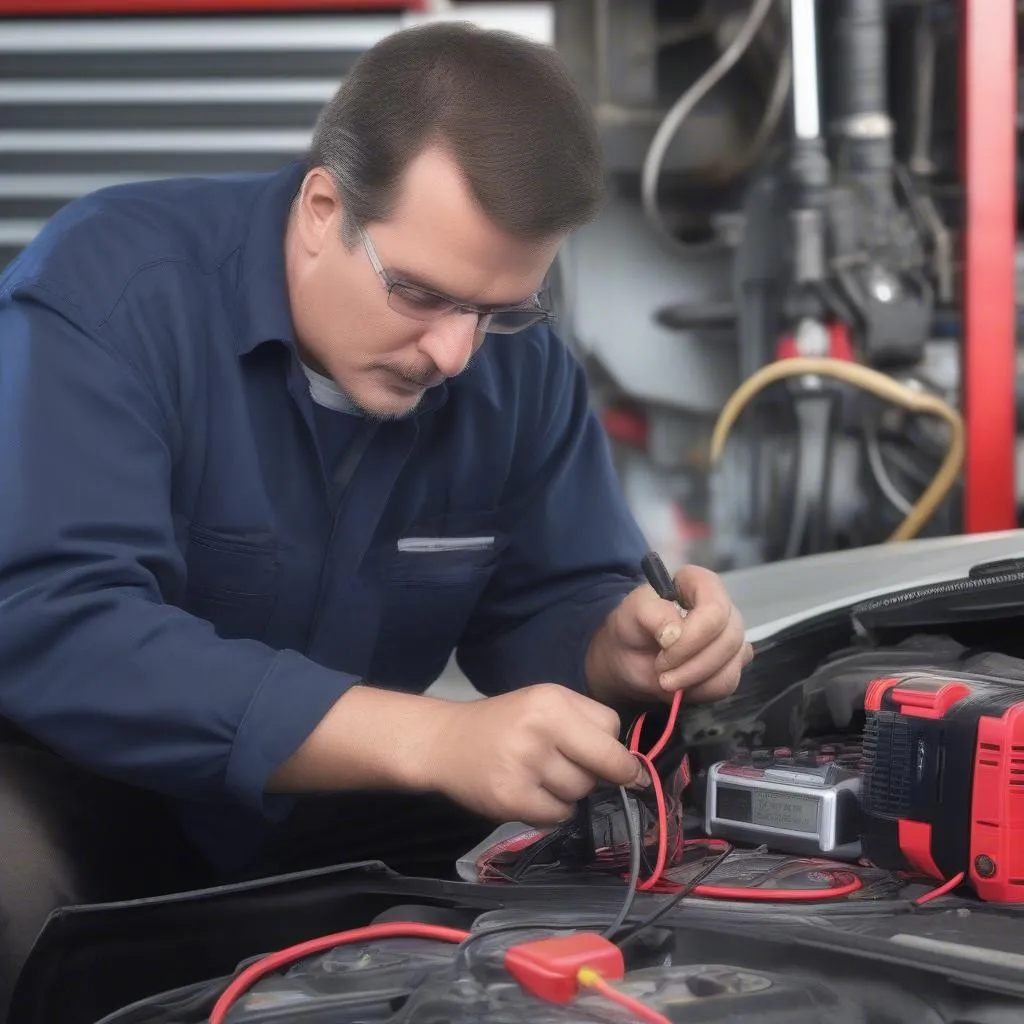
[235,160,305,356]
[301,361,363,415]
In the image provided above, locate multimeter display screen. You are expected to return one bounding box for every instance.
[717,785,820,834]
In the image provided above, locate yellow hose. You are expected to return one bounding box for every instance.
[709,357,965,543]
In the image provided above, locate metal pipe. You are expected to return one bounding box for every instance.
[787,0,829,286]
[790,0,821,141]
[907,4,937,177]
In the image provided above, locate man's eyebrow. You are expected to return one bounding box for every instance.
[385,264,539,309]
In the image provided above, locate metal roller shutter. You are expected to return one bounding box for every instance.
[0,12,403,268]
[0,4,553,270]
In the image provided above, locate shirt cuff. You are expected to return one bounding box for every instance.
[226,649,360,818]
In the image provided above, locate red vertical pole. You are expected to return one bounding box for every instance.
[961,0,1018,533]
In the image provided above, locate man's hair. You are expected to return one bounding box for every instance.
[307,21,605,245]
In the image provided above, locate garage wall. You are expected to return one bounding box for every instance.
[0,3,553,271]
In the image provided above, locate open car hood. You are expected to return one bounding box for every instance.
[725,528,1024,641]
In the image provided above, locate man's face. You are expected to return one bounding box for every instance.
[285,147,563,419]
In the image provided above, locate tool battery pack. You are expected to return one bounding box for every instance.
[860,672,1024,902]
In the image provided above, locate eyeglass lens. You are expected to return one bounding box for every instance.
[387,282,547,335]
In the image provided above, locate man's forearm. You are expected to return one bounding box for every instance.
[266,685,455,794]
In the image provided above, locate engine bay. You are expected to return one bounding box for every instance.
[73,566,1024,1024]
[201,902,1024,1024]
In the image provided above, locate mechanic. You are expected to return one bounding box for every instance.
[0,20,751,1008]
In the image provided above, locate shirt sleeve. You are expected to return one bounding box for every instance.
[0,282,353,815]
[455,327,649,697]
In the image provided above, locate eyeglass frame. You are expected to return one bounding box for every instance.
[356,225,554,335]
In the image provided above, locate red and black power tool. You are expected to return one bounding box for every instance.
[860,672,1024,902]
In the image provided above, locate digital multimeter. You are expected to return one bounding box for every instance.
[705,749,863,861]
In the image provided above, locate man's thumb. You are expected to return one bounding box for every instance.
[657,620,682,649]
[634,593,684,649]
[628,758,653,790]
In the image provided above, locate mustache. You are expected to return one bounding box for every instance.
[376,348,481,389]
[380,363,447,388]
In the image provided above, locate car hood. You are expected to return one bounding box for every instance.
[723,529,1024,642]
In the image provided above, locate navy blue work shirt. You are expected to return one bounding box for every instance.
[0,162,648,873]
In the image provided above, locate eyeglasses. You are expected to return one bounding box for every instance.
[358,226,553,335]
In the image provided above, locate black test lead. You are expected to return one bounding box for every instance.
[641,551,689,614]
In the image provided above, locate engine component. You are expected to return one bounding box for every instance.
[400,922,867,1024]
[708,355,964,544]
[828,0,934,369]
[219,935,459,1022]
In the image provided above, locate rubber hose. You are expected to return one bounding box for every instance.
[709,358,964,543]
[833,0,892,184]
[833,0,887,120]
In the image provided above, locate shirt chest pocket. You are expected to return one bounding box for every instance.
[370,517,507,689]
[182,523,280,641]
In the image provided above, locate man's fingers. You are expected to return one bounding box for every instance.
[631,587,687,650]
[672,564,728,610]
[519,791,577,827]
[571,692,623,737]
[559,727,648,789]
[654,567,744,673]
[656,601,732,672]
[657,614,748,695]
[541,759,598,805]
[680,659,744,704]
[668,643,751,704]
[657,601,744,679]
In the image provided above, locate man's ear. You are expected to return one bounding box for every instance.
[293,168,341,256]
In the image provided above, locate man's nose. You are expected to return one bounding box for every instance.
[417,312,480,379]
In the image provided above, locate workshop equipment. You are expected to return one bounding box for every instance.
[554,0,1018,568]
[861,670,1024,902]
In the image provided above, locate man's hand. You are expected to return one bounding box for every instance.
[268,682,647,826]
[423,684,649,826]
[584,565,753,708]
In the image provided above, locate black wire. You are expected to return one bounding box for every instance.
[501,827,565,882]
[602,786,642,938]
[612,843,734,942]
[453,786,645,963]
